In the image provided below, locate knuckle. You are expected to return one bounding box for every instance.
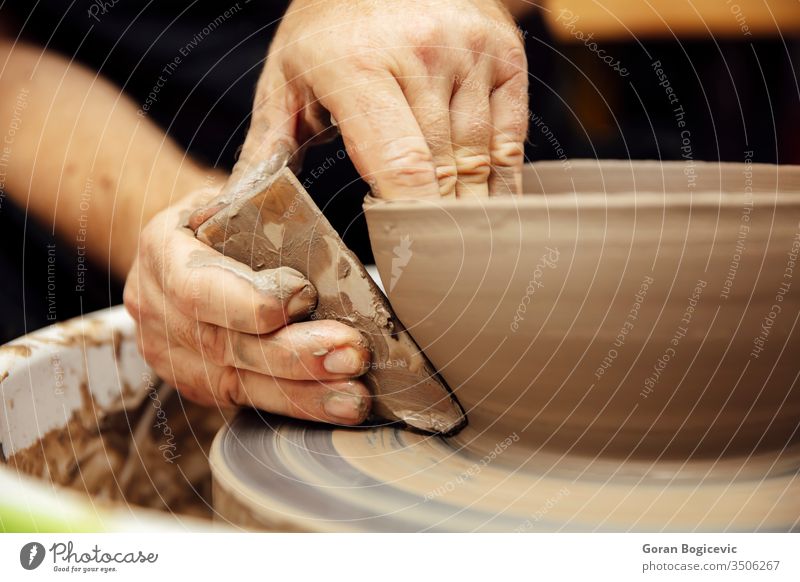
[198,323,230,365]
[173,380,215,407]
[123,282,144,322]
[136,335,163,370]
[502,45,527,71]
[404,15,442,48]
[381,146,436,190]
[255,299,287,334]
[455,152,492,181]
[257,266,304,295]
[215,366,243,407]
[491,139,525,167]
[496,47,528,83]
[464,20,490,51]
[435,164,458,196]
[343,49,387,74]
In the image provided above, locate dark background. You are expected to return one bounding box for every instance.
[1,1,798,342]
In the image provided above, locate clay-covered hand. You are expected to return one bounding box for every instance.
[197,0,528,211]
[124,188,372,424]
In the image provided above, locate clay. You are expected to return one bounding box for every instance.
[209,160,800,532]
[187,251,314,303]
[365,159,800,463]
[0,344,32,357]
[0,307,228,520]
[8,380,227,519]
[211,411,800,532]
[195,167,465,434]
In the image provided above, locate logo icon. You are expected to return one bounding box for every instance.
[20,542,46,570]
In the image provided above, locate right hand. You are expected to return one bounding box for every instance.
[123,187,372,425]
[188,0,528,227]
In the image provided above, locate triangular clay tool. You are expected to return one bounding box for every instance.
[195,167,466,434]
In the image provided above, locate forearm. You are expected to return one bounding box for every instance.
[0,41,223,278]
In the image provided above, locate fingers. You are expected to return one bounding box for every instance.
[488,49,528,197]
[153,225,317,334]
[160,310,370,380]
[149,345,371,425]
[126,200,374,428]
[450,67,493,199]
[401,75,458,198]
[314,67,440,200]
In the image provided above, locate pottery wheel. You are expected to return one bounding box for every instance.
[211,161,800,531]
[211,410,800,532]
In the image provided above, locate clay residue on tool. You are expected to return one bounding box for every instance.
[195,168,465,434]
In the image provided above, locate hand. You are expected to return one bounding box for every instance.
[124,188,372,424]
[193,0,528,221]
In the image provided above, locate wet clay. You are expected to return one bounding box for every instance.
[8,380,227,519]
[195,168,465,434]
[211,411,800,532]
[365,160,800,464]
[208,160,800,533]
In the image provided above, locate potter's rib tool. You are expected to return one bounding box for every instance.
[195,167,465,434]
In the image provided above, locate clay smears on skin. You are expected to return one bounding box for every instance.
[186,250,315,303]
[193,167,466,435]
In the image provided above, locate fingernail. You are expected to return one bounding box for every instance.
[323,391,365,422]
[286,286,315,318]
[323,347,365,375]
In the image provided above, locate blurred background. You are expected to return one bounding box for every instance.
[1,0,799,342]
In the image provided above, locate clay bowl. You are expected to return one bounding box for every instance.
[365,160,800,470]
